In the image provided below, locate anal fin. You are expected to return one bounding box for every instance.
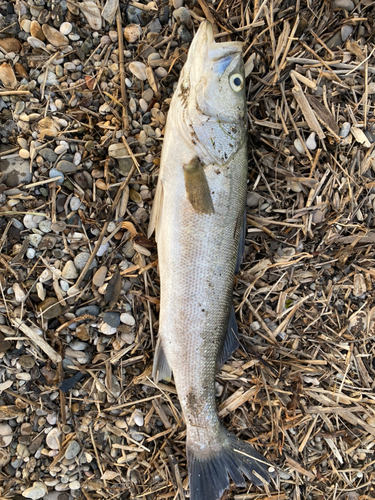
[218,305,239,368]
[152,336,172,382]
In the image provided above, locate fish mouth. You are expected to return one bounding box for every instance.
[191,21,243,63]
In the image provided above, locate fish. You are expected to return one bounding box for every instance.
[148,20,276,500]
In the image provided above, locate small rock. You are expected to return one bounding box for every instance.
[341,25,353,42]
[70,196,82,211]
[0,62,17,87]
[339,122,351,138]
[74,252,97,271]
[19,355,35,369]
[19,149,30,159]
[27,36,46,49]
[54,144,68,155]
[0,449,10,467]
[154,66,167,78]
[93,266,107,287]
[29,234,43,248]
[333,0,354,10]
[177,24,192,43]
[39,148,58,162]
[30,20,44,41]
[124,23,142,43]
[13,283,26,303]
[62,261,78,280]
[173,6,192,27]
[76,305,99,316]
[305,132,317,150]
[24,214,38,229]
[26,248,36,259]
[103,311,121,328]
[46,428,62,450]
[129,61,147,81]
[142,88,154,102]
[0,423,12,447]
[60,22,72,35]
[38,297,62,320]
[49,168,64,184]
[133,409,144,427]
[42,24,69,47]
[0,37,22,53]
[120,313,135,326]
[173,0,184,7]
[22,482,48,499]
[100,323,117,335]
[0,156,32,187]
[56,160,76,173]
[293,138,305,154]
[64,440,80,460]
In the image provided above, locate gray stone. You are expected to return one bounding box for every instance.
[56,160,76,173]
[177,24,192,43]
[49,168,64,184]
[76,305,99,316]
[0,155,32,187]
[39,148,57,162]
[74,252,97,271]
[103,311,121,328]
[64,440,80,460]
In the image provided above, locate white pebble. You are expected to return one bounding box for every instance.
[339,122,351,138]
[120,313,135,326]
[60,22,72,35]
[13,283,26,303]
[100,323,117,335]
[305,132,317,150]
[294,138,305,154]
[19,149,30,159]
[54,144,68,155]
[73,152,82,166]
[24,214,38,229]
[70,196,82,211]
[129,61,147,81]
[26,248,36,259]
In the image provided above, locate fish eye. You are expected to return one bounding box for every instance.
[229,74,244,92]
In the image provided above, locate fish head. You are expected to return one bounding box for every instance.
[177,21,247,165]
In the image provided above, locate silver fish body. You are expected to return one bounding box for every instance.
[149,21,275,500]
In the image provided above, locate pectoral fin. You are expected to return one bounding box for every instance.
[184,158,215,215]
[217,305,239,368]
[235,209,247,274]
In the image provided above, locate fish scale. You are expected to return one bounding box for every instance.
[149,20,276,500]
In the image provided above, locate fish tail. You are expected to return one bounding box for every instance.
[187,426,276,500]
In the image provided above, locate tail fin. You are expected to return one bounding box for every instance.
[187,428,276,500]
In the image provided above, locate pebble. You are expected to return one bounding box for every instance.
[103,311,121,328]
[21,19,31,33]
[0,449,10,467]
[341,25,353,42]
[54,144,68,155]
[42,24,69,47]
[29,234,43,248]
[38,297,62,320]
[69,481,81,490]
[173,6,192,27]
[333,0,354,9]
[22,482,47,499]
[24,214,38,229]
[30,20,44,41]
[70,196,82,211]
[339,122,351,138]
[46,428,62,450]
[154,66,168,78]
[129,61,147,81]
[19,149,30,159]
[93,266,108,287]
[13,283,26,303]
[177,24,193,43]
[133,409,144,427]
[39,148,58,162]
[124,24,142,43]
[19,355,35,369]
[293,138,305,154]
[97,241,109,257]
[39,219,52,233]
[76,305,99,316]
[64,440,80,460]
[49,168,64,184]
[100,323,117,335]
[26,248,36,259]
[305,132,317,150]
[74,252,98,271]
[0,423,12,447]
[173,0,184,7]
[60,22,72,35]
[120,313,136,326]
[62,261,78,280]
[56,160,76,173]
[27,36,46,49]
[0,156,32,187]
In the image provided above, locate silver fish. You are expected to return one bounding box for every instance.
[148,21,275,500]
